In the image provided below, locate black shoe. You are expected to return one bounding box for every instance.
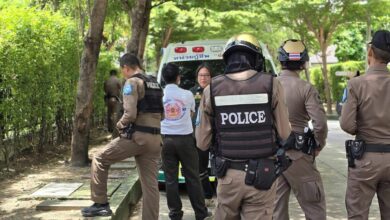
[81,203,112,217]
[196,210,213,220]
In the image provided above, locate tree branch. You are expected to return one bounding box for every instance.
[152,0,172,8]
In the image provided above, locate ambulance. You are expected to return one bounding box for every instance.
[157,39,277,88]
[156,39,277,185]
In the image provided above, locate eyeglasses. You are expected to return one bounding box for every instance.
[198,74,211,77]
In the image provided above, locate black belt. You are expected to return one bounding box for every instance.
[229,161,248,171]
[365,144,390,153]
[133,125,160,135]
[161,134,192,137]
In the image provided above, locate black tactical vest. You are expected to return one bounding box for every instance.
[211,72,277,159]
[131,73,164,113]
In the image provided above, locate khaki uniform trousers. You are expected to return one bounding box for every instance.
[215,169,276,220]
[106,97,121,137]
[91,131,161,220]
[273,154,326,220]
[346,152,390,220]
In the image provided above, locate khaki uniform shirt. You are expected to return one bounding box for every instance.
[104,75,122,97]
[340,64,390,145]
[116,73,162,131]
[279,70,328,160]
[195,70,291,151]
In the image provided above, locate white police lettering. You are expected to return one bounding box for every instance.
[221,113,229,125]
[220,111,266,125]
[146,82,160,89]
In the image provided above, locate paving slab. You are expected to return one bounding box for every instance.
[69,182,121,200]
[36,200,93,211]
[81,174,127,179]
[111,163,136,170]
[31,183,83,198]
[121,158,135,162]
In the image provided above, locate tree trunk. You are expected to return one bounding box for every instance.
[71,0,108,167]
[304,68,310,82]
[320,45,333,114]
[365,9,371,70]
[137,2,152,62]
[156,26,173,69]
[126,0,152,58]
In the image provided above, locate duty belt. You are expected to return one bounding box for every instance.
[132,125,160,135]
[229,161,248,171]
[365,144,390,153]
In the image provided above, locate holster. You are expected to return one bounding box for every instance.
[123,124,135,139]
[345,140,366,168]
[215,157,229,178]
[284,131,317,156]
[275,148,292,177]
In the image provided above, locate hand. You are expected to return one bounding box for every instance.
[116,121,124,130]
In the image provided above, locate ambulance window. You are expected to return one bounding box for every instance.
[162,60,225,90]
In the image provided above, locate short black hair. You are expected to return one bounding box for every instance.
[195,63,212,77]
[281,61,305,70]
[119,53,143,69]
[109,69,118,75]
[162,63,180,84]
[372,45,390,64]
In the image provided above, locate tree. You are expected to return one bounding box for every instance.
[146,0,295,71]
[265,0,364,114]
[71,0,108,167]
[333,24,366,62]
[122,0,152,58]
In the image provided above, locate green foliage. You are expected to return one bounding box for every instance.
[146,1,295,71]
[333,24,366,62]
[310,61,365,102]
[0,6,80,150]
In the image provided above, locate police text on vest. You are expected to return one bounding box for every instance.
[220,111,266,125]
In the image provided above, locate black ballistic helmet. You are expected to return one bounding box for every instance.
[223,34,265,72]
[278,39,309,62]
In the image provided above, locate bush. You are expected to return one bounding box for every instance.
[0,7,80,157]
[309,61,365,103]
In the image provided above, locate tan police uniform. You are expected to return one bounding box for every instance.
[273,69,328,220]
[196,70,291,220]
[92,73,162,220]
[340,64,390,220]
[104,75,122,134]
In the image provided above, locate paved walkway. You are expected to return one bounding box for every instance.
[151,120,381,220]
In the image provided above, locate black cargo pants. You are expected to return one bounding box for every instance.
[162,134,208,220]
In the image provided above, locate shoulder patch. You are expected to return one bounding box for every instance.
[123,84,133,96]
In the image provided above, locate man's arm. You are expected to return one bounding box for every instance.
[195,85,213,151]
[305,85,328,149]
[339,82,358,135]
[272,78,291,141]
[116,78,139,130]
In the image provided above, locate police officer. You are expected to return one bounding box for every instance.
[190,63,215,207]
[195,34,291,220]
[340,30,390,220]
[104,69,122,136]
[82,53,163,219]
[273,39,328,220]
